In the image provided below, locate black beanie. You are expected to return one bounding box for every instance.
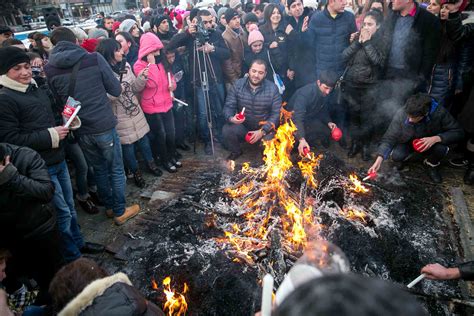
[225,8,239,23]
[243,12,259,25]
[0,46,30,75]
[287,0,303,7]
[151,15,168,29]
[189,8,200,22]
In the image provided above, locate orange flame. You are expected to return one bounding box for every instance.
[348,174,369,193]
[162,276,188,316]
[341,208,367,223]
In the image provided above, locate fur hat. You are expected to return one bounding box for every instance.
[0,47,30,75]
[247,24,264,46]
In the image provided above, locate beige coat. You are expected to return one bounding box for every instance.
[222,26,247,84]
[109,63,150,145]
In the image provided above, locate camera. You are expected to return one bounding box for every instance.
[195,18,210,45]
[32,66,42,76]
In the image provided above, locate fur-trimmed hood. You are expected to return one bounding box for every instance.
[58,273,132,316]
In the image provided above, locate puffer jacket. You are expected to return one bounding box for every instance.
[223,77,282,133]
[134,33,176,114]
[243,46,283,81]
[459,261,474,281]
[0,76,65,166]
[0,143,56,241]
[58,273,164,316]
[260,22,290,76]
[222,26,248,84]
[109,63,150,145]
[342,30,388,87]
[377,99,464,159]
[428,63,456,103]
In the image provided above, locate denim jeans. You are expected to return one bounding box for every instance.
[47,160,84,262]
[196,83,225,142]
[78,128,126,216]
[391,142,449,165]
[122,136,154,172]
[65,141,96,200]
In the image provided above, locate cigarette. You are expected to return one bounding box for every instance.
[173,97,188,106]
[64,105,81,128]
[407,273,426,288]
[261,274,274,316]
[240,107,245,115]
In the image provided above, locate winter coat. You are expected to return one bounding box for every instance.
[0,143,56,241]
[167,28,230,86]
[384,3,441,84]
[376,99,464,159]
[134,33,176,115]
[259,22,291,76]
[454,35,474,92]
[222,26,248,84]
[459,261,474,281]
[289,82,331,140]
[44,41,122,136]
[0,77,65,166]
[303,8,357,76]
[243,46,283,81]
[223,77,282,133]
[446,12,474,42]
[109,63,150,145]
[428,63,456,104]
[342,30,388,87]
[58,273,164,316]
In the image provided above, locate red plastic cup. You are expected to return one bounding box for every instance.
[245,132,254,143]
[303,147,310,157]
[368,171,377,179]
[331,127,343,141]
[236,113,245,120]
[412,139,423,152]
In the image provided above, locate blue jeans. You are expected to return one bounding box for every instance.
[122,136,154,172]
[47,160,84,263]
[196,83,225,142]
[78,128,126,216]
[65,141,96,200]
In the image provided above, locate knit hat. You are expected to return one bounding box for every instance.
[225,8,239,23]
[68,26,88,41]
[88,28,109,39]
[243,12,258,25]
[151,15,168,29]
[142,21,151,32]
[247,25,264,46]
[112,21,121,33]
[287,0,303,8]
[229,0,242,10]
[81,38,99,53]
[217,7,228,19]
[0,47,30,75]
[119,19,137,33]
[189,8,200,22]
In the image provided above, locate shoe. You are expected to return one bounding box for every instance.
[147,161,163,177]
[162,161,177,173]
[347,141,361,158]
[464,162,474,185]
[170,157,182,168]
[80,242,105,254]
[114,204,140,226]
[125,168,134,179]
[424,159,442,183]
[174,151,183,159]
[361,144,371,161]
[227,151,242,161]
[89,191,103,206]
[321,138,330,149]
[105,209,114,218]
[133,170,146,188]
[204,142,213,155]
[78,197,99,215]
[176,143,191,151]
[449,157,469,168]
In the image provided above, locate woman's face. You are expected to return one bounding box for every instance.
[251,41,263,53]
[362,15,378,36]
[427,0,441,15]
[370,2,383,11]
[166,52,175,64]
[41,37,53,49]
[115,34,130,54]
[270,8,281,24]
[114,48,124,64]
[440,4,449,20]
[130,24,140,37]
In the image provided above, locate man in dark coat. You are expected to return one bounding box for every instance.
[151,15,176,41]
[421,261,474,281]
[222,59,282,161]
[368,93,464,183]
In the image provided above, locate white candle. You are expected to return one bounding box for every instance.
[64,105,81,128]
[173,97,188,107]
[241,107,246,115]
[407,273,426,288]
[261,274,274,316]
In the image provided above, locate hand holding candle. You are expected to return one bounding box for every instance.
[236,107,246,120]
[407,273,426,288]
[363,171,377,181]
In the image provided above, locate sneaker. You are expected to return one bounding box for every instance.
[204,142,213,155]
[114,204,140,226]
[424,159,442,183]
[162,161,177,173]
[78,197,99,215]
[227,151,242,161]
[448,157,468,168]
[170,157,182,168]
[125,168,134,179]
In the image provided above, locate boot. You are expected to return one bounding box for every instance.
[464,158,474,185]
[424,159,442,184]
[133,170,146,188]
[114,204,140,226]
[361,143,371,161]
[147,161,163,177]
[347,141,361,158]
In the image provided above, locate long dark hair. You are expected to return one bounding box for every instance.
[32,33,51,58]
[260,4,283,33]
[96,38,121,65]
[115,31,137,48]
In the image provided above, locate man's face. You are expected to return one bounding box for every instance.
[104,18,114,30]
[392,0,410,12]
[116,34,131,54]
[228,15,240,29]
[158,19,170,33]
[370,2,383,11]
[407,115,425,124]
[200,15,214,30]
[328,0,347,13]
[248,63,266,86]
[0,32,13,44]
[289,0,304,18]
[7,62,32,85]
[317,80,333,96]
[253,9,264,19]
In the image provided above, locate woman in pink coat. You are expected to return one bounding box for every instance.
[134,33,182,173]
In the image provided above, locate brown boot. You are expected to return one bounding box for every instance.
[114,204,140,226]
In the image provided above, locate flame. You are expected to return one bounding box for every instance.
[297,152,322,188]
[341,208,367,223]
[162,276,188,316]
[348,174,369,193]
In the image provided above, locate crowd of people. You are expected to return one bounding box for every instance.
[0,0,473,314]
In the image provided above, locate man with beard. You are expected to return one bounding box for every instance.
[222,60,282,161]
[152,15,176,41]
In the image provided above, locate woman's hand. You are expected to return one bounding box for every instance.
[269,41,278,49]
[359,29,371,43]
[139,67,149,80]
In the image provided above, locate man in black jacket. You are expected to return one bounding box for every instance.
[289,71,339,156]
[222,60,282,161]
[421,261,474,281]
[168,9,230,155]
[0,143,63,303]
[368,93,464,183]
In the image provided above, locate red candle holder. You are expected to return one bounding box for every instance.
[236,113,245,120]
[412,139,423,152]
[245,132,254,143]
[331,127,343,141]
[303,147,310,157]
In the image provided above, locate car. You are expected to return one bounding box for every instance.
[61,18,74,26]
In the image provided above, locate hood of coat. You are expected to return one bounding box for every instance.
[58,272,133,316]
[138,33,164,61]
[48,41,88,69]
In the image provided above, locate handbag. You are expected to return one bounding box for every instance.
[267,50,285,95]
[334,66,349,105]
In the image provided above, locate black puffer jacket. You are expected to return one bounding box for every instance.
[223,77,282,133]
[342,31,388,87]
[459,261,474,281]
[243,47,284,81]
[260,22,291,77]
[428,63,456,103]
[0,80,65,166]
[0,143,55,241]
[377,99,464,159]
